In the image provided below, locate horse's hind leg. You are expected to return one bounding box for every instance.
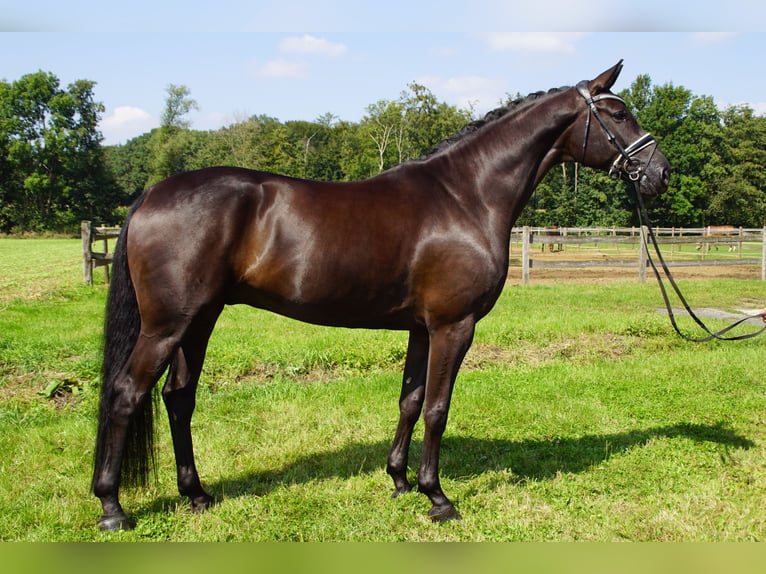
[387,328,429,496]
[162,308,221,513]
[93,334,179,531]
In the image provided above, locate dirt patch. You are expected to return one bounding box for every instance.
[464,332,635,370]
[224,332,637,387]
[225,361,363,388]
[0,369,89,409]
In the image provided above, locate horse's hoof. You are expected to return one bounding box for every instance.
[97,513,133,532]
[391,484,413,499]
[191,494,215,513]
[428,504,462,523]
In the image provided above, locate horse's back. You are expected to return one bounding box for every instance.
[124,167,422,327]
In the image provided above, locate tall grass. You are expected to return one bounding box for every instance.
[1,238,765,541]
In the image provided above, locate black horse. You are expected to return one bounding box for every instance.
[92,62,670,530]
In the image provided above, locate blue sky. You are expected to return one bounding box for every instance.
[2,1,765,145]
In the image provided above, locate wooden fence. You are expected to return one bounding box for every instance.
[513,226,766,285]
[82,221,766,286]
[81,221,120,285]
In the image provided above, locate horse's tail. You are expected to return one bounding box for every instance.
[93,193,156,490]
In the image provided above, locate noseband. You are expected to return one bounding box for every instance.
[576,80,656,182]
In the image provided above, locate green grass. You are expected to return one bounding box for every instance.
[1,238,766,541]
[0,237,88,302]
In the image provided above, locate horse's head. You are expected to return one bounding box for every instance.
[569,60,670,197]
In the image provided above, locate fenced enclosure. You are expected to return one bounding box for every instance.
[6,234,766,541]
[82,221,766,286]
[512,226,766,285]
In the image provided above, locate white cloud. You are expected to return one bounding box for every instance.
[279,35,347,57]
[255,58,308,79]
[247,35,346,83]
[733,102,766,115]
[417,75,509,115]
[482,32,586,55]
[99,106,155,145]
[717,101,766,116]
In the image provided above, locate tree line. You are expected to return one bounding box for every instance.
[1,70,765,233]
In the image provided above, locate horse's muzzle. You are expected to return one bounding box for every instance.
[638,150,671,197]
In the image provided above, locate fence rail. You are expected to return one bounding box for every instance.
[512,226,766,285]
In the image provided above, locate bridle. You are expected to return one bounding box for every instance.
[576,80,658,182]
[575,80,766,342]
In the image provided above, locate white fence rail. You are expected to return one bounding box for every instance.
[512,226,766,285]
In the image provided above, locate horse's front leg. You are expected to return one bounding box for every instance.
[417,317,475,522]
[387,328,429,496]
[162,335,216,513]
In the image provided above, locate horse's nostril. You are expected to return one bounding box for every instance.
[661,167,670,184]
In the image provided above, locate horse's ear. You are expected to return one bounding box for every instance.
[588,60,624,94]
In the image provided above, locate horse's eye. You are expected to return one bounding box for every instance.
[613,110,628,122]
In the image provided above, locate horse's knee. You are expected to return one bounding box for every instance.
[399,390,424,421]
[422,401,449,432]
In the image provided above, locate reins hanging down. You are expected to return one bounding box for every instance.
[576,78,766,342]
[635,187,766,342]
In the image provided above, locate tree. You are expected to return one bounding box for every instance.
[361,100,406,173]
[63,79,123,224]
[194,114,289,173]
[356,85,473,177]
[0,71,119,231]
[146,84,199,186]
[161,84,198,130]
[400,82,473,158]
[104,131,154,200]
[705,105,766,226]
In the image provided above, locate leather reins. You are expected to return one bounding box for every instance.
[576,80,766,342]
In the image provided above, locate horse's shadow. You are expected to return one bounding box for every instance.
[136,421,754,517]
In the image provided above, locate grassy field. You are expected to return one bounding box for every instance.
[1,237,766,541]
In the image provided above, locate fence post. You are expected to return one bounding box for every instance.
[671,226,675,257]
[703,226,709,259]
[522,226,531,286]
[762,227,766,281]
[81,220,93,285]
[638,225,648,283]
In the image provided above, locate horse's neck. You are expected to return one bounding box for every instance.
[432,90,578,229]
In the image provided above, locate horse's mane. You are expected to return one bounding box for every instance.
[419,86,571,160]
